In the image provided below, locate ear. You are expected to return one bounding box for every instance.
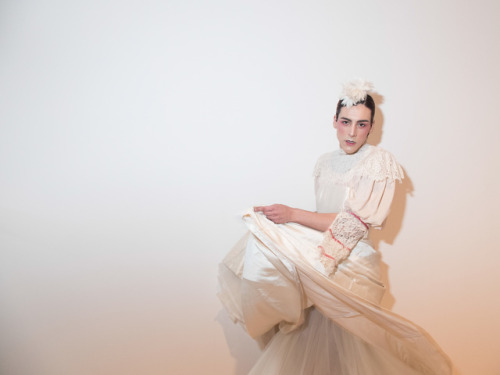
[333,116,338,129]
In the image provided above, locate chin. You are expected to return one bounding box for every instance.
[341,145,360,154]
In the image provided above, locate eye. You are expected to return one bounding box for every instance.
[358,123,369,128]
[341,120,349,125]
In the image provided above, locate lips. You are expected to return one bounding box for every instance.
[345,140,356,145]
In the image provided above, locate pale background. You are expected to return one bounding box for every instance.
[1,0,499,374]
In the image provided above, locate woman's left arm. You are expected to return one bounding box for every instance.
[254,204,336,232]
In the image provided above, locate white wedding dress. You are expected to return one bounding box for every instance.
[217,144,451,375]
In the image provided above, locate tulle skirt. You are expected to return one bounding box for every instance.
[249,307,422,375]
[218,209,451,375]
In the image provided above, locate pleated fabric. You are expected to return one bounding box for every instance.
[218,211,451,374]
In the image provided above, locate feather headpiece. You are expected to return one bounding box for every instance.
[339,78,374,107]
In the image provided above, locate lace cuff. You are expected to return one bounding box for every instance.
[318,211,369,276]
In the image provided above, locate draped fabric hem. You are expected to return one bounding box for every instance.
[218,209,452,375]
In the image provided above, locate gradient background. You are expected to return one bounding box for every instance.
[1,0,499,374]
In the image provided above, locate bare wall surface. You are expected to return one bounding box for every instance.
[1,0,499,374]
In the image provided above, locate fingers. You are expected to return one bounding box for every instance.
[254,204,290,224]
[254,205,275,214]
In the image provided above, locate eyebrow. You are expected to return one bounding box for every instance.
[339,117,370,123]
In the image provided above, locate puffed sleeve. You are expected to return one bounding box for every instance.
[318,148,403,276]
[345,176,396,228]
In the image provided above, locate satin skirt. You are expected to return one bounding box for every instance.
[217,209,451,375]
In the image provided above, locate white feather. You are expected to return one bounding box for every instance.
[339,78,374,107]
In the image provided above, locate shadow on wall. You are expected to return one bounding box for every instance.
[370,169,414,310]
[216,310,261,375]
[365,92,415,310]
[367,92,384,147]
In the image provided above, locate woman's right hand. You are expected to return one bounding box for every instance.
[254,205,337,232]
[254,204,294,224]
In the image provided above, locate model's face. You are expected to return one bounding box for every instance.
[334,104,372,154]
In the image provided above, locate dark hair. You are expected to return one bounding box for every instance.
[335,94,375,123]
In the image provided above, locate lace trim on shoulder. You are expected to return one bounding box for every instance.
[353,147,404,182]
[313,146,404,185]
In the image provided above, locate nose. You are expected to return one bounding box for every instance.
[348,124,357,137]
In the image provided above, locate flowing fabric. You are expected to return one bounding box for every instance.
[217,145,451,375]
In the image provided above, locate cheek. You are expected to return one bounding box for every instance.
[335,126,346,137]
[360,126,371,137]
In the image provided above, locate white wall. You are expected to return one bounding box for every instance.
[1,0,499,374]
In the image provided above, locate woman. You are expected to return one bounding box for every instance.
[217,79,451,374]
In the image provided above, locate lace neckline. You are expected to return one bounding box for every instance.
[336,142,370,156]
[329,144,372,174]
